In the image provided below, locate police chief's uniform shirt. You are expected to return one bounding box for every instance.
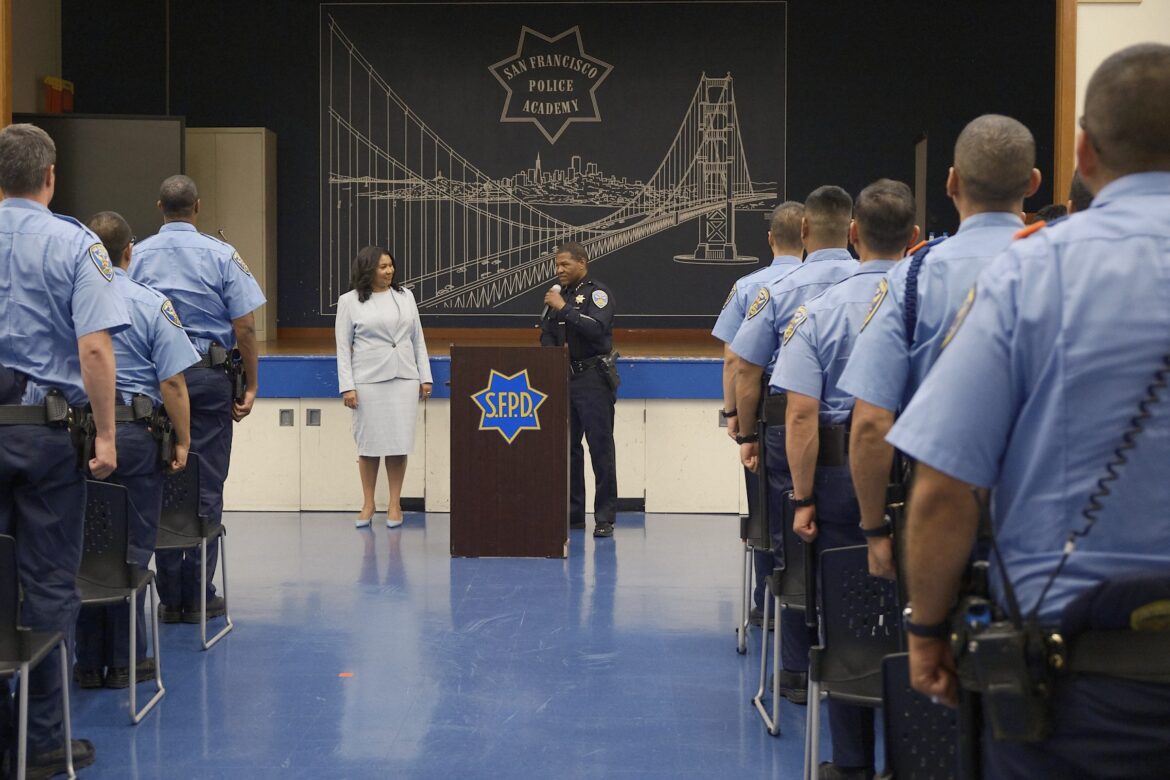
[888,172,1170,623]
[539,276,614,360]
[730,249,857,375]
[0,198,129,406]
[774,260,897,424]
[838,213,1024,412]
[110,268,202,405]
[129,222,266,354]
[710,256,802,345]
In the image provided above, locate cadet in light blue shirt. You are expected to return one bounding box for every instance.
[891,44,1170,778]
[838,115,1040,579]
[0,123,129,775]
[711,201,805,621]
[129,175,265,621]
[776,179,918,778]
[76,211,199,690]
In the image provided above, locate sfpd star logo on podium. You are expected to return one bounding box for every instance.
[488,26,613,144]
[471,369,549,444]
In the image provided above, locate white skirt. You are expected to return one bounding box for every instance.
[351,378,420,456]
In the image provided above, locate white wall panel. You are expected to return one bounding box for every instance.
[424,399,451,512]
[644,400,740,513]
[223,399,301,510]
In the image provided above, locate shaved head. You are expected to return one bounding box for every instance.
[1083,43,1170,175]
[768,201,805,248]
[804,185,853,244]
[953,114,1036,208]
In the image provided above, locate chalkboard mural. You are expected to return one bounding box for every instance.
[320,2,786,327]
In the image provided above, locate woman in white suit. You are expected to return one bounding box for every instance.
[335,246,432,528]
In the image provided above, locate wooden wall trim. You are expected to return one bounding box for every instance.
[1055,0,1078,206]
[0,0,12,127]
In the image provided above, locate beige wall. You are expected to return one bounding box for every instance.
[1077,0,1170,117]
[11,0,60,113]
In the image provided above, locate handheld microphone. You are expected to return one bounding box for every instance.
[541,284,562,319]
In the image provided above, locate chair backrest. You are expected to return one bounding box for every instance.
[78,480,133,590]
[778,516,809,610]
[161,452,202,536]
[0,535,20,659]
[816,545,903,687]
[882,652,959,779]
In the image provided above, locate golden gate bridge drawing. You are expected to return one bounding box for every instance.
[322,17,776,313]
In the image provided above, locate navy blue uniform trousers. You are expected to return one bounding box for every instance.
[75,422,162,670]
[813,463,875,771]
[982,675,1170,779]
[156,366,232,609]
[0,425,85,753]
[764,422,813,674]
[569,367,616,526]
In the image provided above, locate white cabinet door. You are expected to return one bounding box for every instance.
[583,399,646,509]
[645,400,740,513]
[223,399,301,510]
[300,398,426,511]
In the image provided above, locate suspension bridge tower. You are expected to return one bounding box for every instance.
[675,75,757,265]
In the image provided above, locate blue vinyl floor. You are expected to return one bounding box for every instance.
[71,512,858,778]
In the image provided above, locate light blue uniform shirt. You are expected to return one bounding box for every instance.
[889,172,1170,623]
[729,248,858,374]
[774,260,897,424]
[129,222,266,354]
[110,269,201,404]
[839,212,1024,412]
[710,255,802,345]
[0,198,129,405]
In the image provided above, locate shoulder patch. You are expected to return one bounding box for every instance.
[746,287,770,320]
[1013,221,1046,241]
[722,285,736,310]
[591,289,609,309]
[160,299,183,328]
[231,250,253,277]
[782,305,808,346]
[861,278,889,332]
[941,285,976,350]
[89,243,114,282]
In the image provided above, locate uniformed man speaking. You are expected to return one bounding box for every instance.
[539,243,618,538]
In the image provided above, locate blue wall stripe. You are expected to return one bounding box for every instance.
[257,355,721,400]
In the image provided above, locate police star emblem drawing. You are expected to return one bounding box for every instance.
[489,26,613,144]
[471,369,549,444]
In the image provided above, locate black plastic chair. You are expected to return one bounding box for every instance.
[78,481,165,723]
[804,545,903,780]
[879,652,960,779]
[0,535,75,780]
[752,512,813,736]
[156,454,233,649]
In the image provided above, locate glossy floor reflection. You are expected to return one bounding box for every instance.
[72,513,847,778]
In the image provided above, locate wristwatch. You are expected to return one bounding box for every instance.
[721,408,738,419]
[790,494,816,508]
[735,432,759,444]
[902,604,949,639]
[860,518,893,538]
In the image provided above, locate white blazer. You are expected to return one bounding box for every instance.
[335,287,433,393]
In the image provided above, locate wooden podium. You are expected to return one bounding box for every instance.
[450,345,569,557]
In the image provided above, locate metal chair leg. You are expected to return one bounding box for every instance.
[804,679,822,780]
[737,541,752,654]
[58,639,75,780]
[751,578,779,736]
[769,589,781,735]
[200,536,233,651]
[17,660,28,780]
[130,581,166,724]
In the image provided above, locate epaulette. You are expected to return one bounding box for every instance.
[1013,220,1046,240]
[53,212,89,232]
[200,231,230,247]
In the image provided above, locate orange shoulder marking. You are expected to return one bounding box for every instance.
[907,239,929,255]
[1013,220,1046,240]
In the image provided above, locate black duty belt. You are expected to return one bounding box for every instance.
[114,396,155,423]
[817,424,848,467]
[1066,629,1170,683]
[0,404,58,425]
[194,353,229,369]
[570,355,603,375]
